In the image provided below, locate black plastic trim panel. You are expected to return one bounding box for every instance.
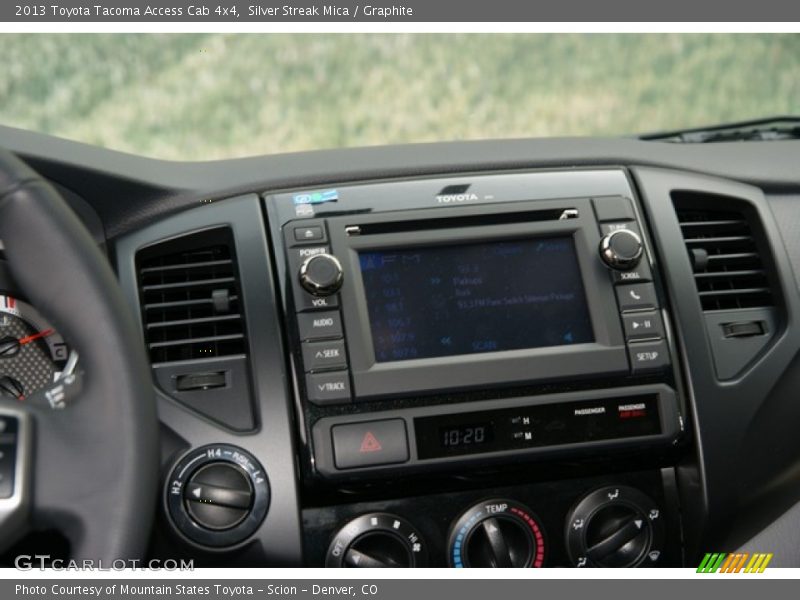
[632,167,800,558]
[114,195,303,564]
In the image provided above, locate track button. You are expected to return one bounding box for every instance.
[306,371,351,405]
[332,419,409,469]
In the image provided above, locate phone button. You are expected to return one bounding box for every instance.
[616,283,657,312]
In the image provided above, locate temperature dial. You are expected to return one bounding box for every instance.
[448,499,545,568]
[599,229,643,271]
[566,485,664,568]
[326,513,428,568]
[299,253,344,296]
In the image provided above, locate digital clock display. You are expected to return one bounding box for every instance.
[440,424,494,449]
[415,394,662,460]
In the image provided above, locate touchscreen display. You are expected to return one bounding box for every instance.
[358,236,594,362]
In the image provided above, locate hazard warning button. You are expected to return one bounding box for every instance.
[332,419,409,470]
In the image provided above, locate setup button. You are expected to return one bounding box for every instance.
[332,419,409,470]
[629,340,670,373]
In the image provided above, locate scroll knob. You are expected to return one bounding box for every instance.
[599,229,643,271]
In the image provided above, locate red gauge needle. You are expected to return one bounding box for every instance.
[18,328,54,346]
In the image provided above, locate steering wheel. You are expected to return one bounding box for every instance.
[0,150,158,562]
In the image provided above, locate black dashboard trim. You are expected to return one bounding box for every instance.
[2,125,799,241]
[2,126,799,565]
[114,194,304,563]
[632,167,800,556]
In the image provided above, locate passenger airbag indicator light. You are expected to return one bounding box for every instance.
[618,402,648,419]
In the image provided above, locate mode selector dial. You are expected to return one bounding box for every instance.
[566,485,664,568]
[599,229,643,271]
[184,463,253,531]
[299,253,344,296]
[166,444,270,548]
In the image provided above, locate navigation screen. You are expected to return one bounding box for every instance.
[358,236,594,362]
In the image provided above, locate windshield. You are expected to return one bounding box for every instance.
[1,33,798,160]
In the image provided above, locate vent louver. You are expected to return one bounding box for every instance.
[136,228,246,364]
[673,193,774,312]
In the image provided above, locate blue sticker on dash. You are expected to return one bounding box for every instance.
[293,189,339,205]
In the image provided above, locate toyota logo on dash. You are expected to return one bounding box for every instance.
[435,184,479,204]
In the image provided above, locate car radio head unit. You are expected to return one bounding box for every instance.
[286,198,638,400]
[267,170,682,479]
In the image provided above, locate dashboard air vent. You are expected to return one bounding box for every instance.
[673,193,774,311]
[136,228,246,364]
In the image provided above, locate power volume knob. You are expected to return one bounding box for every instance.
[299,253,344,296]
[599,229,643,271]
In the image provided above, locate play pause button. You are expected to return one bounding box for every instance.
[622,312,663,341]
[331,419,409,469]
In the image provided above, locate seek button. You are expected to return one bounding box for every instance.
[302,340,347,372]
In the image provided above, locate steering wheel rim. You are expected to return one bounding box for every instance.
[0,149,158,561]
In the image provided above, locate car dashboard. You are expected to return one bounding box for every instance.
[2,125,800,568]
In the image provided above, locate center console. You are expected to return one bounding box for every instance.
[265,168,687,567]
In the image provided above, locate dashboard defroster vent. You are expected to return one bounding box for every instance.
[136,228,247,364]
[673,193,774,312]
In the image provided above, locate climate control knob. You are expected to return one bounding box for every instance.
[565,485,664,568]
[299,253,344,296]
[326,513,427,568]
[599,229,643,271]
[448,500,545,568]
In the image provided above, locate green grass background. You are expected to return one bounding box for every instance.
[1,33,798,160]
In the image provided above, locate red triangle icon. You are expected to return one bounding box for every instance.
[359,431,383,453]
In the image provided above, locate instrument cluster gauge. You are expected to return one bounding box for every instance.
[0,294,78,403]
